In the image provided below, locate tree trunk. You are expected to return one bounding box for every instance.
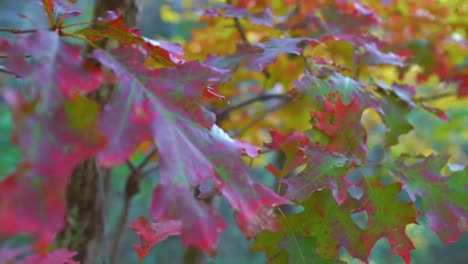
[56,1,139,263]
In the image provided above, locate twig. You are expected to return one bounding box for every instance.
[232,101,289,138]
[227,1,249,45]
[414,91,456,102]
[0,55,32,58]
[0,28,38,34]
[60,21,95,29]
[216,93,292,123]
[109,148,158,264]
[225,0,270,78]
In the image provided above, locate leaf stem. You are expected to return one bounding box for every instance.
[227,0,249,45]
[60,32,102,50]
[225,0,270,78]
[278,208,306,264]
[61,21,95,29]
[414,91,456,102]
[0,28,39,34]
[109,148,158,264]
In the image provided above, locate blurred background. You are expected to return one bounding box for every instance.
[0,0,467,263]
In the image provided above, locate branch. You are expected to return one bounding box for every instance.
[216,93,292,123]
[231,100,290,138]
[414,91,456,102]
[109,148,158,264]
[228,4,249,44]
[0,28,39,34]
[0,55,31,59]
[225,0,270,79]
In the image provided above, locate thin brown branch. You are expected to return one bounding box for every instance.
[109,148,158,264]
[229,12,249,44]
[0,55,32,58]
[0,28,39,34]
[216,93,292,123]
[414,91,456,102]
[231,100,290,138]
[225,0,270,79]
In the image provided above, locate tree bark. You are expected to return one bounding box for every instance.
[56,1,139,263]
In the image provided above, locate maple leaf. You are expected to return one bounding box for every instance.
[293,71,382,113]
[203,4,274,26]
[357,42,405,67]
[205,37,318,74]
[0,170,63,253]
[74,10,184,66]
[252,230,343,264]
[0,91,105,251]
[0,31,105,247]
[264,131,310,182]
[0,31,103,100]
[389,155,468,244]
[4,90,105,178]
[150,185,227,254]
[92,46,290,255]
[128,217,182,260]
[283,147,356,204]
[309,94,367,159]
[93,47,221,165]
[355,177,418,264]
[374,82,416,146]
[287,189,366,261]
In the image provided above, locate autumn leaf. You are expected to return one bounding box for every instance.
[92,46,290,255]
[356,177,418,264]
[128,217,182,260]
[75,10,184,66]
[389,155,468,243]
[282,147,356,204]
[309,94,367,159]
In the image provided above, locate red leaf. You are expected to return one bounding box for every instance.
[129,217,181,260]
[310,94,367,159]
[74,10,184,66]
[264,131,310,180]
[150,185,227,254]
[1,31,103,99]
[0,89,105,249]
[92,47,290,256]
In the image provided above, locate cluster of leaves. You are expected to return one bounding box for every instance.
[0,0,466,263]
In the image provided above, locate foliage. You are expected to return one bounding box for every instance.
[0,0,467,263]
